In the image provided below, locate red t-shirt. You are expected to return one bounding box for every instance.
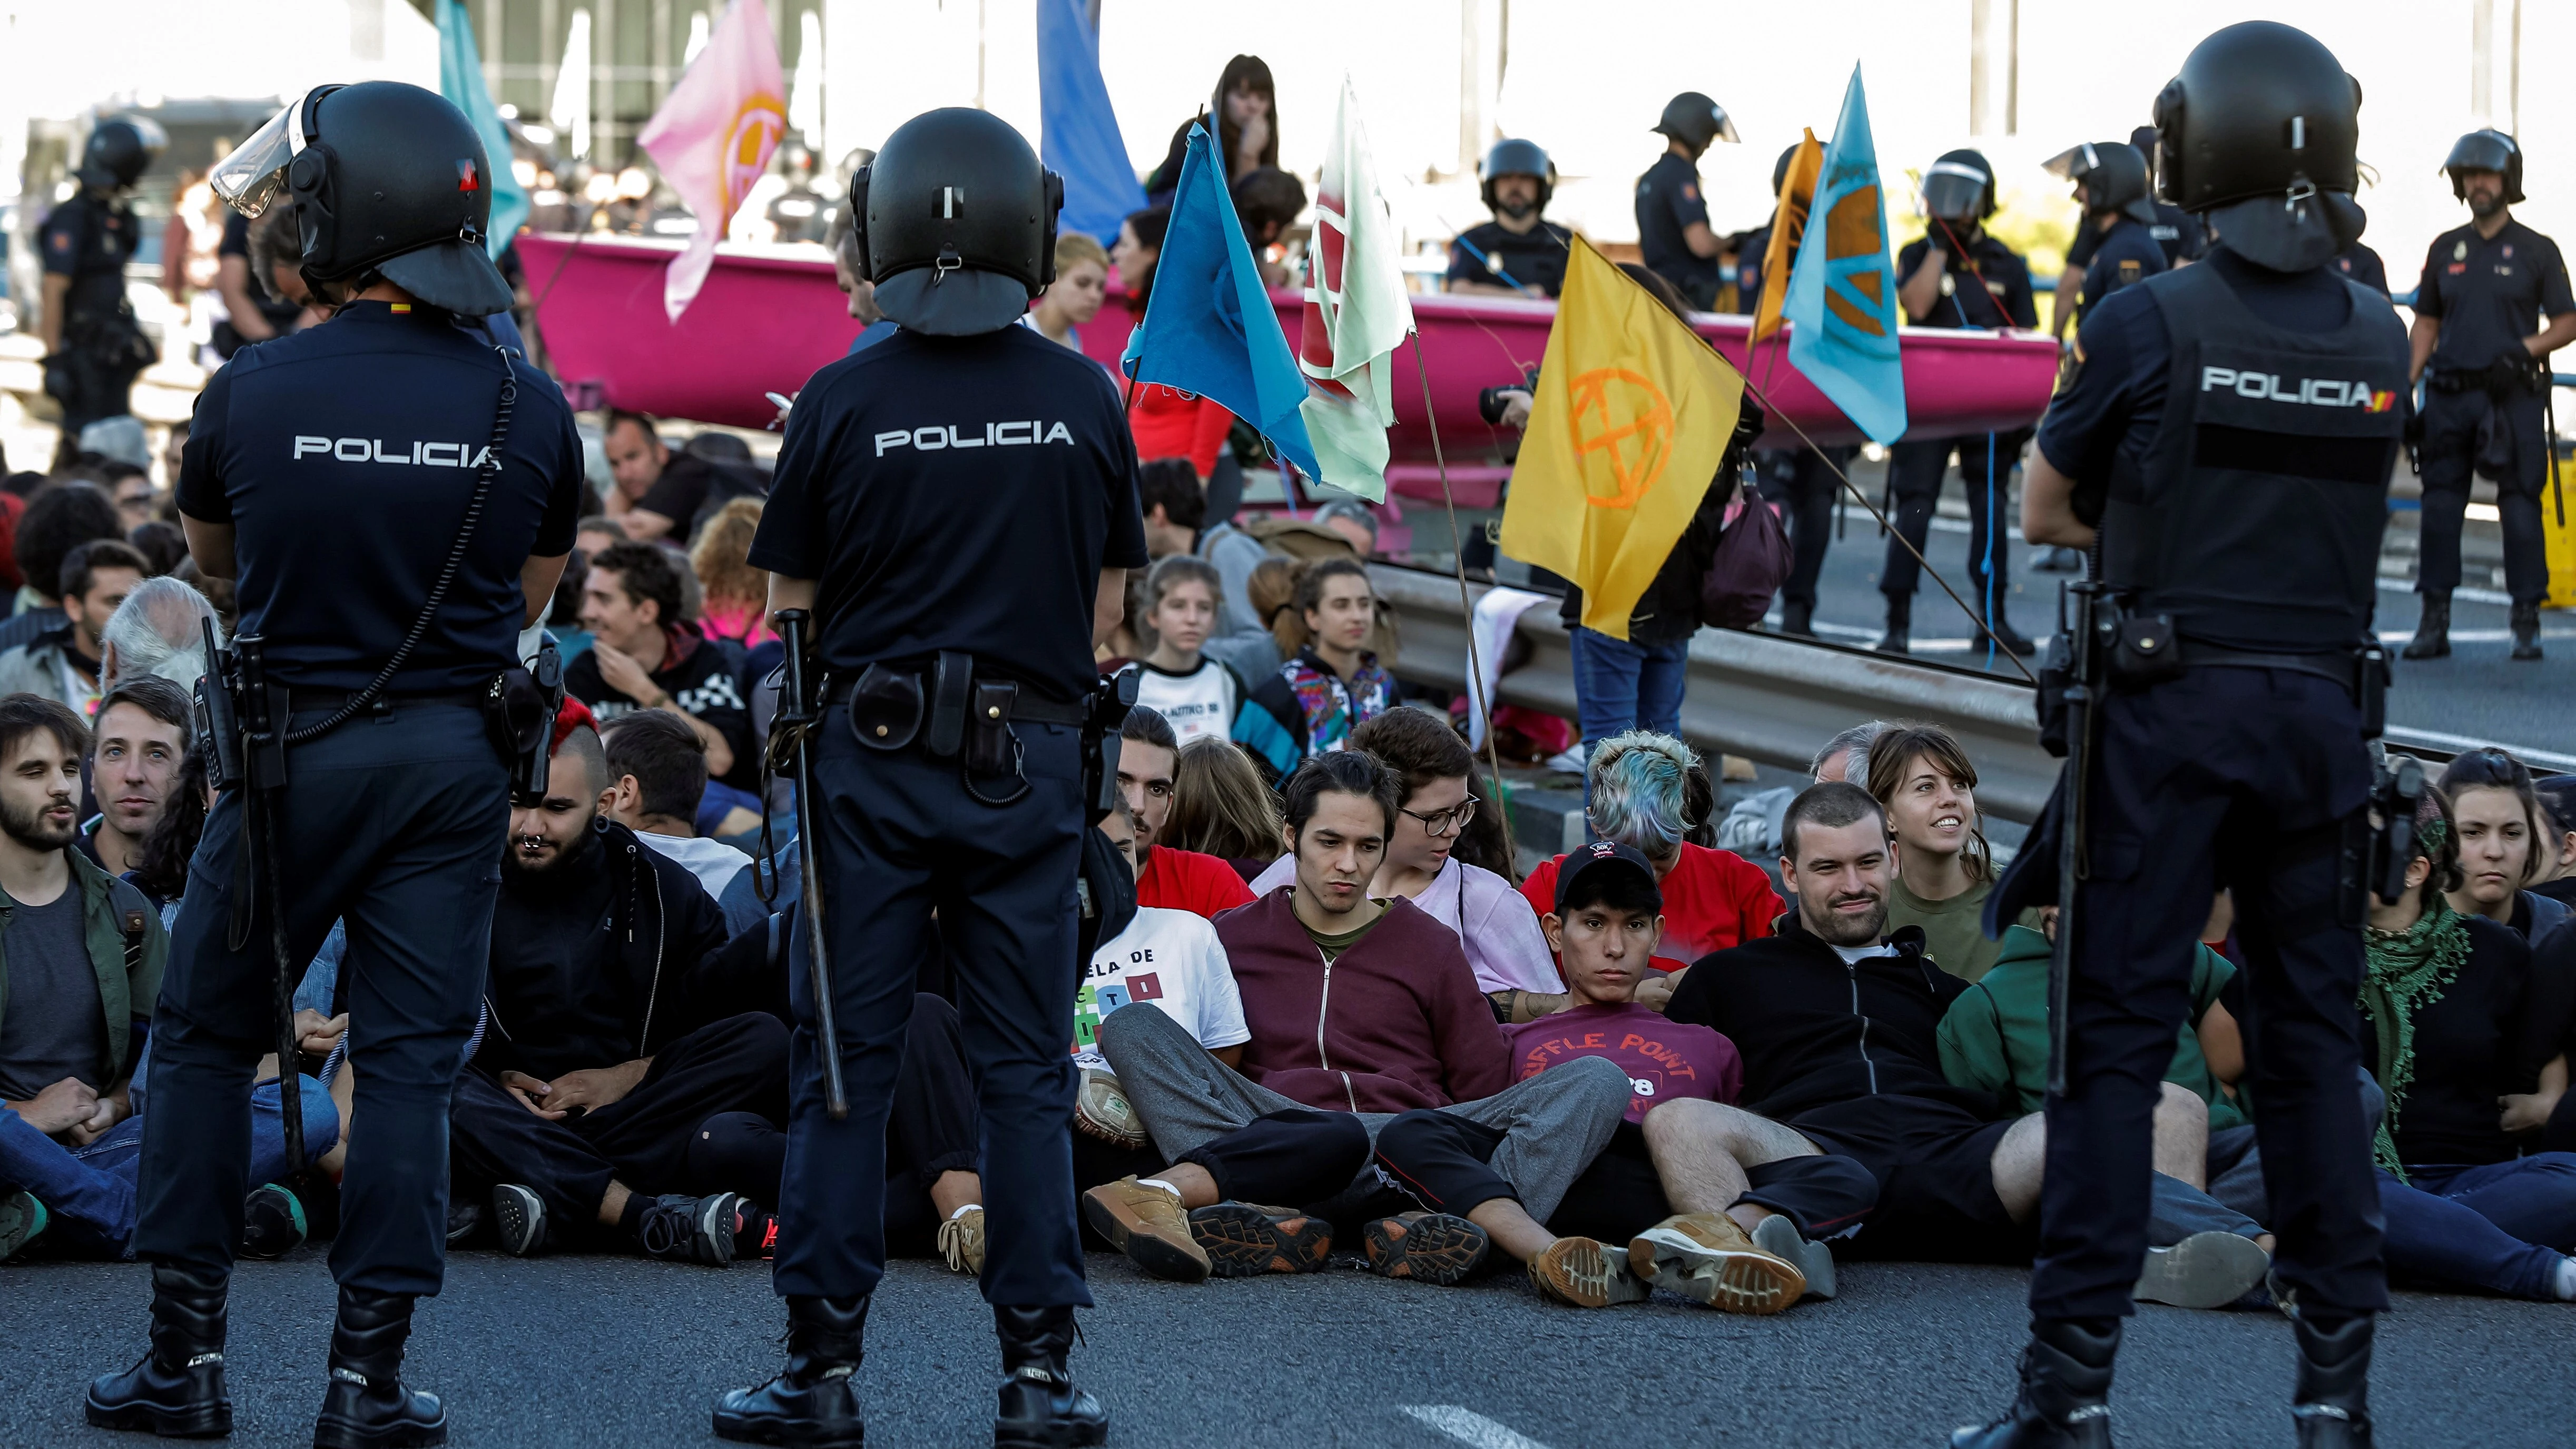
[1518,842,1781,968]
[1503,1001,1741,1122]
[1137,845,1257,920]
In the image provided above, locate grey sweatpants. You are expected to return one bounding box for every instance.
[1095,1002,1629,1223]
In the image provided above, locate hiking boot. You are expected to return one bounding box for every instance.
[1779,600,1816,637]
[85,1263,233,1438]
[2135,1231,2270,1309]
[939,1207,986,1276]
[239,1183,308,1260]
[995,1304,1108,1448]
[1071,1069,1148,1149]
[637,1192,739,1266]
[737,1201,781,1261]
[713,1295,868,1448]
[1752,1213,1837,1300]
[312,1287,446,1449]
[1188,1202,1331,1277]
[1078,1177,1208,1283]
[1,1189,47,1261]
[1627,1212,1805,1315]
[1951,1317,2120,1449]
[1876,597,1912,655]
[490,1185,546,1257]
[1361,1211,1489,1286]
[2512,600,2544,661]
[2290,1313,2375,1449]
[2402,592,2451,660]
[1528,1237,1652,1309]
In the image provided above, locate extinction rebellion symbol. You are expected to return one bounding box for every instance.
[1566,369,1676,510]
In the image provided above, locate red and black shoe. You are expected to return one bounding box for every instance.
[1189,1202,1331,1277]
[733,1201,779,1260]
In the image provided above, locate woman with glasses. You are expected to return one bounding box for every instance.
[1246,707,1564,1019]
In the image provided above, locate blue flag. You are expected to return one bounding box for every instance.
[1037,0,1145,244]
[437,0,528,260]
[1121,124,1322,482]
[1784,64,1907,444]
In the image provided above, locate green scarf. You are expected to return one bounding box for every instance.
[2357,899,2472,1182]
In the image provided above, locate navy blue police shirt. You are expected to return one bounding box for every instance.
[2413,219,2576,376]
[1734,223,1772,313]
[2076,219,2168,327]
[41,194,139,320]
[1446,219,1575,297]
[1896,232,2038,331]
[1635,153,1720,299]
[176,301,585,692]
[2065,202,2204,274]
[2332,243,2389,298]
[747,323,1149,706]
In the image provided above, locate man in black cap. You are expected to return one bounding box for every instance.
[85,81,584,1448]
[1448,139,1574,299]
[1636,92,1740,310]
[37,116,165,456]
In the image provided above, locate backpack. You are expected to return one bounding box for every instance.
[1698,493,1794,629]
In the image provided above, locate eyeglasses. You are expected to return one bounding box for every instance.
[1399,794,1480,837]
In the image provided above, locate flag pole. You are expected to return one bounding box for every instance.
[1408,329,1518,863]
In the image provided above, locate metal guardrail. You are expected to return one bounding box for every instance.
[1366,564,2062,823]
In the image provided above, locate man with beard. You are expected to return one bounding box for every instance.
[1448,140,1575,299]
[446,711,789,1264]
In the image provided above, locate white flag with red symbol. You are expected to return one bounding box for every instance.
[1295,75,1414,503]
[638,0,787,322]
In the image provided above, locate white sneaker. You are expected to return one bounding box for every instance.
[1543,742,1588,774]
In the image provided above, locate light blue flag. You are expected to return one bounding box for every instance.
[437,0,528,260]
[1784,64,1907,444]
[1038,0,1145,244]
[1120,124,1323,482]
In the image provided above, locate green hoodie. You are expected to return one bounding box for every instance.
[0,847,165,1089]
[1935,923,2246,1131]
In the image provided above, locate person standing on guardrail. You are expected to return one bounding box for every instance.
[2402,129,2576,663]
[1967,23,2410,1449]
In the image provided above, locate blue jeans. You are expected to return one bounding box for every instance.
[1,1077,335,1259]
[2383,1155,2576,1300]
[1569,626,1689,806]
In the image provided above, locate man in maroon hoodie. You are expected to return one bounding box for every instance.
[1083,749,1637,1305]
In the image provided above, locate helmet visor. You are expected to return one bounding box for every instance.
[2040,143,2098,182]
[209,101,303,219]
[1710,107,1742,144]
[1921,163,1990,221]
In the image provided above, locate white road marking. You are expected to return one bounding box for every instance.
[1403,1405,1557,1449]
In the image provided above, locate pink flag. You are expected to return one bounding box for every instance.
[637,0,786,322]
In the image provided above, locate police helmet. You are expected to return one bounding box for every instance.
[1480,139,1555,214]
[1772,144,1800,198]
[2444,129,2524,205]
[2149,22,2365,270]
[2043,142,2158,226]
[1921,149,1997,223]
[853,108,1064,336]
[75,117,166,191]
[209,82,513,316]
[1653,93,1741,153]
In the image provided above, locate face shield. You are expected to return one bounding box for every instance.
[2040,144,2097,183]
[1920,162,1991,223]
[209,93,322,219]
[1708,107,1743,145]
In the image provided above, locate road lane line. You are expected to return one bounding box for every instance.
[1402,1405,1556,1449]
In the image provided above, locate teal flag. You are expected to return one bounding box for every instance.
[1784,64,1906,444]
[437,0,528,259]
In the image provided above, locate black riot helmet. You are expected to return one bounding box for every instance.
[1480,139,1555,215]
[2044,141,2158,225]
[76,116,166,191]
[1653,92,1740,155]
[209,82,513,316]
[2150,21,2365,271]
[2444,129,2524,205]
[1772,143,1801,197]
[853,107,1064,336]
[1921,149,1997,223]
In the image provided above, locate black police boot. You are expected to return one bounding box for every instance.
[2510,600,2544,661]
[2289,1314,2374,1448]
[712,1296,868,1448]
[1983,611,2037,658]
[1780,599,1815,637]
[85,1263,233,1437]
[312,1288,446,1449]
[1949,1317,2119,1449]
[1875,596,1912,655]
[994,1305,1107,1448]
[2401,592,2451,659]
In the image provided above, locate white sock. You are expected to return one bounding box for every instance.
[1137,1178,1181,1200]
[2554,1256,2576,1302]
[949,1202,980,1221]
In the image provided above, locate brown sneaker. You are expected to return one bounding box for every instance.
[1361,1211,1489,1286]
[1073,1068,1149,1148]
[1189,1202,1332,1277]
[1628,1211,1806,1315]
[1528,1237,1654,1309]
[1079,1176,1210,1283]
[937,1206,985,1275]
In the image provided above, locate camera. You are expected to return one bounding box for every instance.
[1478,364,1541,426]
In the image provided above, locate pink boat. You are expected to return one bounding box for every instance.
[517,232,2061,508]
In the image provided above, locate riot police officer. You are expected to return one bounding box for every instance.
[2043,142,2167,340]
[85,82,583,1446]
[38,116,165,455]
[713,107,1145,1449]
[1741,144,1855,637]
[1879,149,2040,657]
[2402,128,2576,662]
[1635,91,1739,310]
[1447,139,1574,298]
[1959,23,2403,1448]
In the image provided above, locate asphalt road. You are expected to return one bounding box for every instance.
[6,1247,2573,1449]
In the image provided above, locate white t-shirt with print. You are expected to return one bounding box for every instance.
[1073,905,1251,1069]
[1128,657,1240,746]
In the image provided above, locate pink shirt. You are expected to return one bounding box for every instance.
[1502,1001,1741,1123]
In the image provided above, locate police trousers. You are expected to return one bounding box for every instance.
[135,705,507,1297]
[774,716,1089,1308]
[1753,445,1851,612]
[1881,431,2027,612]
[2024,667,2385,1322]
[2416,385,2553,604]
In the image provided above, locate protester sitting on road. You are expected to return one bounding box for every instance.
[1249,706,1560,1013]
[599,711,759,935]
[2441,748,2572,948]
[1231,166,1307,288]
[1810,721,1892,785]
[600,410,750,545]
[1134,458,1273,680]
[1027,232,1109,351]
[1237,559,1395,780]
[1084,751,1631,1298]
[95,574,221,691]
[0,482,122,655]
[0,539,146,717]
[689,498,775,651]
[76,677,190,878]
[1162,736,1284,882]
[568,540,755,793]
[1517,731,1778,1007]
[1127,557,1251,748]
[2532,774,2576,909]
[1866,722,2014,982]
[1120,707,1256,920]
[448,719,781,1266]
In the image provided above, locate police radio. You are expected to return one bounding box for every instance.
[2367,752,2429,908]
[193,618,244,793]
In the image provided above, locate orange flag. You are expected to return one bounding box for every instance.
[1751,129,1824,343]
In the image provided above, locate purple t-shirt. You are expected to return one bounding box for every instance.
[1502,1001,1741,1123]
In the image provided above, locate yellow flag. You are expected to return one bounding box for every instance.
[1752,129,1823,343]
[1498,236,1746,641]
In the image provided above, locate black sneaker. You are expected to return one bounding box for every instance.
[492,1184,546,1257]
[734,1200,779,1260]
[638,1192,739,1265]
[239,1183,307,1259]
[1362,1212,1489,1286]
[445,1196,487,1248]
